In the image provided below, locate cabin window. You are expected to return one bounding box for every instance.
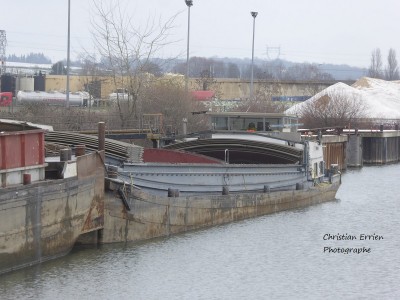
[210,114,299,133]
[212,117,228,130]
[265,118,280,131]
[319,161,324,176]
[290,118,298,132]
[231,118,245,130]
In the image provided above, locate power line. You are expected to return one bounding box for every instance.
[265,46,281,60]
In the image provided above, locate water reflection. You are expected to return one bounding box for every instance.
[1,165,399,299]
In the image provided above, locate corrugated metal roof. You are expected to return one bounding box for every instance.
[164,138,303,164]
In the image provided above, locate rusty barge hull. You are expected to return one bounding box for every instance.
[0,122,105,276]
[0,177,94,274]
[102,132,341,243]
[103,175,340,244]
[0,152,105,276]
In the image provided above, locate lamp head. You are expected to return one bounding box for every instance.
[185,0,193,7]
[251,11,258,18]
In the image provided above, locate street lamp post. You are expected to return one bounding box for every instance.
[66,0,71,108]
[185,0,193,93]
[250,11,258,100]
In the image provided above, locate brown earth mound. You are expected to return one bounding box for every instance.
[352,77,371,88]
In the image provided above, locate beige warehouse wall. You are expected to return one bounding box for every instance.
[45,75,345,100]
[46,75,115,99]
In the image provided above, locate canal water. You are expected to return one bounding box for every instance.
[1,164,399,300]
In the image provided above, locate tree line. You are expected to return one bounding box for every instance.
[293,48,400,130]
[172,57,334,81]
[368,48,399,80]
[7,53,51,64]
[48,55,336,81]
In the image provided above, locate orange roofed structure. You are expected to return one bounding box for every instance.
[191,90,215,101]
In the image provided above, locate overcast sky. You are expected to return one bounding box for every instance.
[2,0,400,68]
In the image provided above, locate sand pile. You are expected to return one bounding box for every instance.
[286,77,400,119]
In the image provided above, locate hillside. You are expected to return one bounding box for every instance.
[6,51,367,81]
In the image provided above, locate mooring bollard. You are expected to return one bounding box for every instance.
[264,185,270,193]
[222,186,229,195]
[75,145,86,157]
[23,173,31,185]
[60,148,69,162]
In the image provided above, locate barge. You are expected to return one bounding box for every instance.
[102,113,341,243]
[0,112,342,271]
[0,121,105,275]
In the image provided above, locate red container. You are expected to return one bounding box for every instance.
[0,92,12,106]
[0,129,45,170]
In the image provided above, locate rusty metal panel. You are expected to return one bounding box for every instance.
[0,129,45,170]
[1,134,22,169]
[323,142,346,171]
[77,152,105,233]
[23,131,44,166]
[363,136,400,164]
[363,137,384,164]
[385,137,399,163]
[0,135,4,169]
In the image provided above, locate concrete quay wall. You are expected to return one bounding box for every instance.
[362,133,400,165]
[345,131,400,166]
[319,131,400,170]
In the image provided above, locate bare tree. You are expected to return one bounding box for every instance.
[234,97,288,113]
[385,48,400,80]
[368,48,384,79]
[192,69,223,100]
[268,61,286,80]
[241,63,267,80]
[140,75,209,134]
[142,77,187,132]
[91,0,178,128]
[233,79,288,113]
[50,61,67,75]
[298,91,368,129]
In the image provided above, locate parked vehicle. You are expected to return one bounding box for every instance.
[16,91,91,107]
[0,92,12,106]
[109,88,130,103]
